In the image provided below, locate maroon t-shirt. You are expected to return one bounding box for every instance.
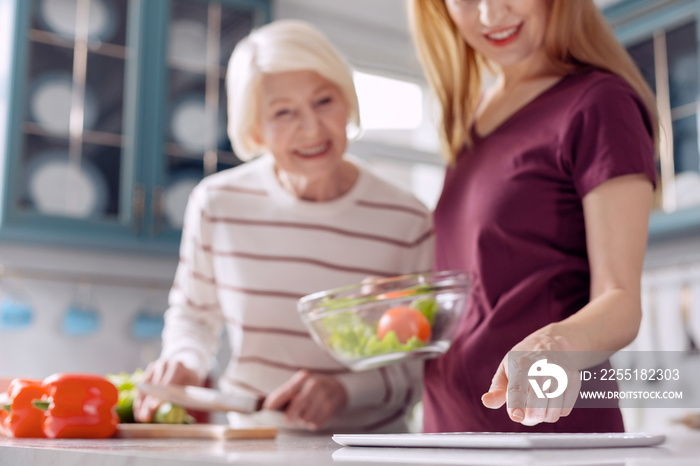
[425,70,657,433]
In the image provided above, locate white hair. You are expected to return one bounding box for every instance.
[226,19,360,161]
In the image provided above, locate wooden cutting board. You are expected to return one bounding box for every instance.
[115,424,277,440]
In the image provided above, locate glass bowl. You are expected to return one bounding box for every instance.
[298,270,470,371]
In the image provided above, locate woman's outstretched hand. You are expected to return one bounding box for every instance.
[481,328,582,426]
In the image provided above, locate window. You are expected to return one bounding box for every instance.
[349,70,445,210]
[353,71,423,130]
[351,70,440,153]
[625,20,700,211]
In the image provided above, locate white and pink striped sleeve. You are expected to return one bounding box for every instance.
[160,184,225,380]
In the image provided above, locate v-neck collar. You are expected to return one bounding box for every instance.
[471,73,573,142]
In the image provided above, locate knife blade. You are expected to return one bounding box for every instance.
[138,383,265,414]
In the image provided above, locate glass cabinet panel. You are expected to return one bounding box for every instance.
[627,38,656,94]
[21,0,129,221]
[625,19,700,213]
[0,0,269,251]
[666,22,698,110]
[673,115,699,174]
[160,0,254,231]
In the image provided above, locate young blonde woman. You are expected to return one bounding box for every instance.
[134,20,433,432]
[410,0,657,432]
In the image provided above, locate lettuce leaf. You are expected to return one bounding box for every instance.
[322,311,426,360]
[410,297,438,325]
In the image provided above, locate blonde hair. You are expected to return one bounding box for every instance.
[226,20,360,161]
[409,0,659,164]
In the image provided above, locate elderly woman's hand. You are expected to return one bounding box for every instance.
[133,359,202,423]
[263,370,347,431]
[481,327,582,426]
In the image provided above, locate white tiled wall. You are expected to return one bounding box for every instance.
[0,242,178,379]
[637,266,700,353]
[618,256,700,432]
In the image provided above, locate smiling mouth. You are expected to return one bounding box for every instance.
[484,23,522,45]
[295,141,331,157]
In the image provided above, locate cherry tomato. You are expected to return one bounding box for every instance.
[376,289,417,300]
[377,306,431,344]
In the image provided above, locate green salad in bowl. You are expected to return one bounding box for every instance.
[297,271,470,371]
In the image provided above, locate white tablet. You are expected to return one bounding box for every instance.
[332,432,665,450]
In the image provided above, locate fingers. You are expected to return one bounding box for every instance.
[507,358,580,426]
[520,388,559,426]
[492,330,585,427]
[133,360,201,423]
[171,362,202,386]
[133,360,161,422]
[505,357,529,423]
[156,360,201,386]
[481,390,506,409]
[263,370,310,411]
[534,363,580,424]
[283,377,320,429]
[543,392,564,424]
[134,394,161,423]
[490,353,555,426]
[264,371,347,431]
[481,360,508,409]
[559,369,581,419]
[288,377,347,430]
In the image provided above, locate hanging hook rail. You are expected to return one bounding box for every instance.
[0,264,173,290]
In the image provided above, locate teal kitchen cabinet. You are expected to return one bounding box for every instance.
[0,0,270,254]
[604,0,700,241]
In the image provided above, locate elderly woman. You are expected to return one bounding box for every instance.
[134,20,433,432]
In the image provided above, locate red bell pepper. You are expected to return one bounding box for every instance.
[0,379,47,438]
[39,373,119,439]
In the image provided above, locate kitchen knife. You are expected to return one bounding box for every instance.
[138,383,264,414]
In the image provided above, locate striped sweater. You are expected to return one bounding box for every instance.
[161,154,434,432]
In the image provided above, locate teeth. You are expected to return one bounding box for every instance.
[296,142,329,156]
[487,26,518,41]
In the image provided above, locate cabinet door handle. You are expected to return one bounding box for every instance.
[132,183,145,234]
[152,186,164,236]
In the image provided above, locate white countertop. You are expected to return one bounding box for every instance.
[1,426,700,466]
